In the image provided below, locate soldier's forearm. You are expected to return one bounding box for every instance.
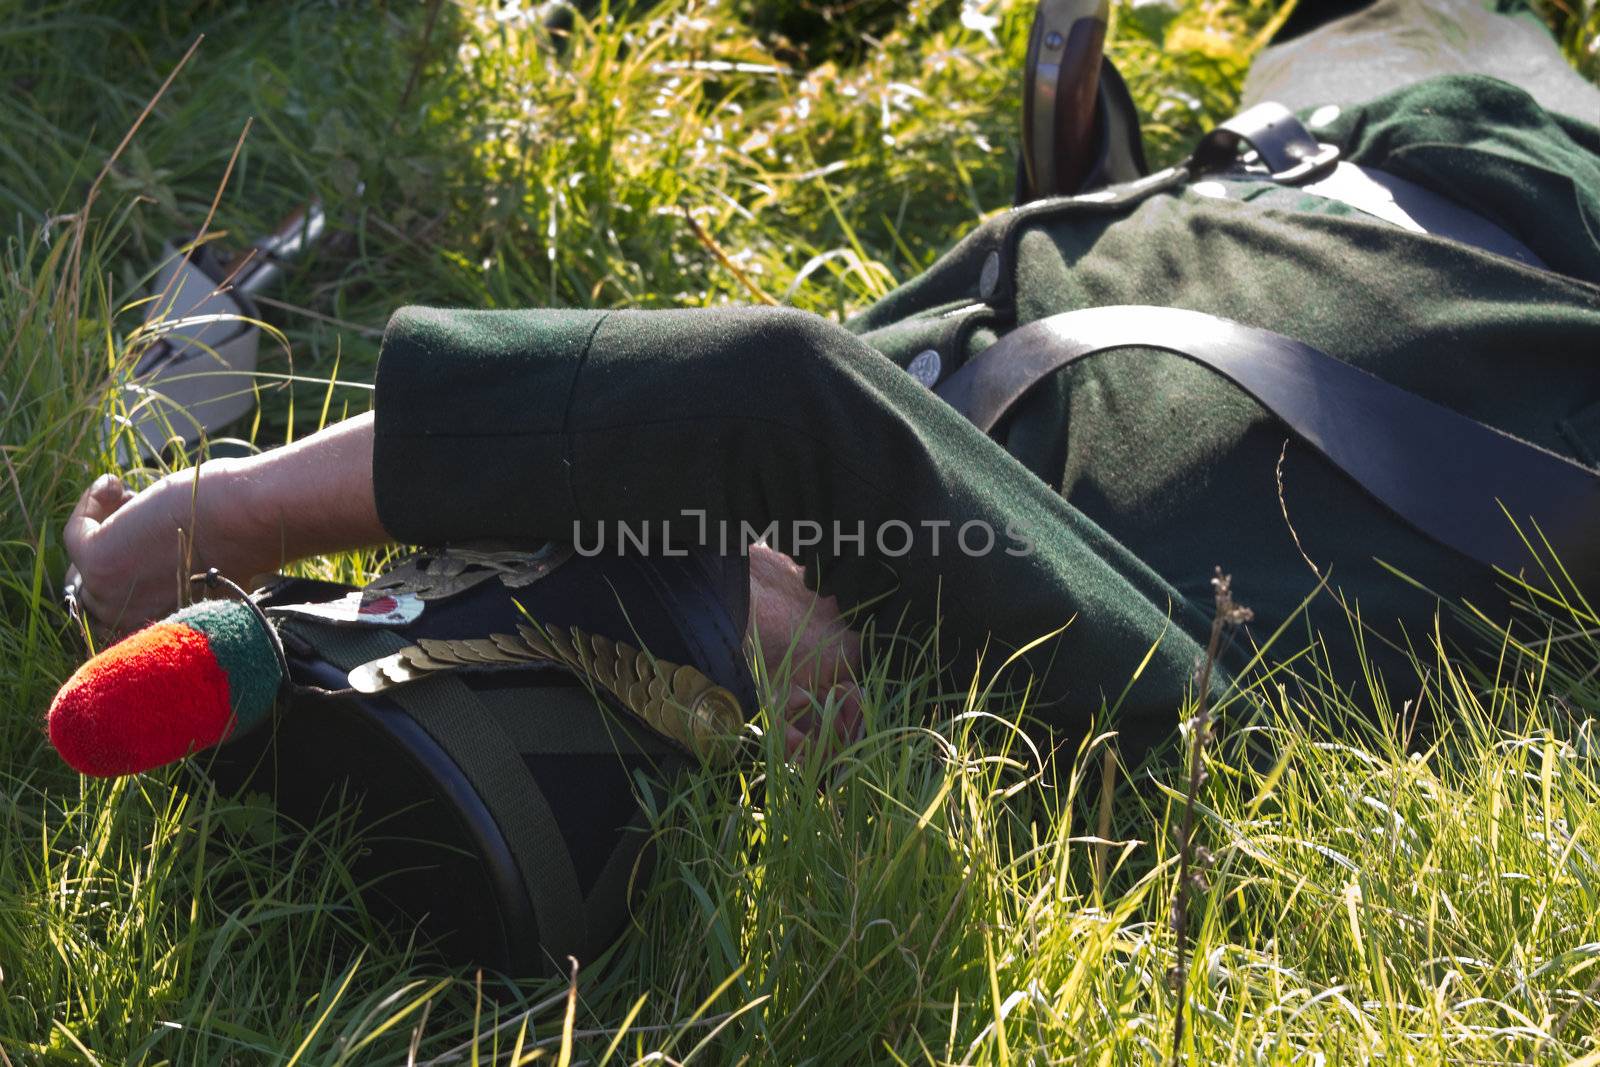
[230,410,386,567]
[64,411,386,629]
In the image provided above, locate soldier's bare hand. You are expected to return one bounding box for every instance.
[63,414,386,635]
[63,466,272,633]
[746,542,864,760]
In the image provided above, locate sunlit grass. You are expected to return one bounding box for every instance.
[2,0,1598,1061]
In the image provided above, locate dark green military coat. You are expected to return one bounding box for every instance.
[371,76,1600,739]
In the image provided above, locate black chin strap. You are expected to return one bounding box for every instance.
[935,304,1600,593]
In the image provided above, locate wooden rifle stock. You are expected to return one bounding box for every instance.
[1021,0,1111,199]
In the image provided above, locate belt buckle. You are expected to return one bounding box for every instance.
[1267,141,1340,185]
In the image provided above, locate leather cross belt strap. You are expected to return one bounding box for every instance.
[1288,161,1546,269]
[934,304,1600,593]
[1190,101,1548,270]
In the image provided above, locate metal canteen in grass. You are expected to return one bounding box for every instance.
[113,202,326,458]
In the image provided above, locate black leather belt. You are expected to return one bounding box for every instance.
[934,304,1600,591]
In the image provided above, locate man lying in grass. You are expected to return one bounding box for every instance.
[64,0,1600,755]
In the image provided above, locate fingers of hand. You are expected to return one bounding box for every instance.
[64,474,162,632]
[756,609,863,758]
[779,682,863,761]
[795,609,863,688]
[69,564,150,636]
[747,543,868,759]
[64,474,133,566]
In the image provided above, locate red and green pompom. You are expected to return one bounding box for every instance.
[48,600,283,778]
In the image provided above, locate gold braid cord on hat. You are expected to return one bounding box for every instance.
[347,622,743,764]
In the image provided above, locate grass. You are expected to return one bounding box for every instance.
[2,0,1599,1061]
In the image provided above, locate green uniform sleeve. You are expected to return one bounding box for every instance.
[372,303,1211,735]
[372,305,605,542]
